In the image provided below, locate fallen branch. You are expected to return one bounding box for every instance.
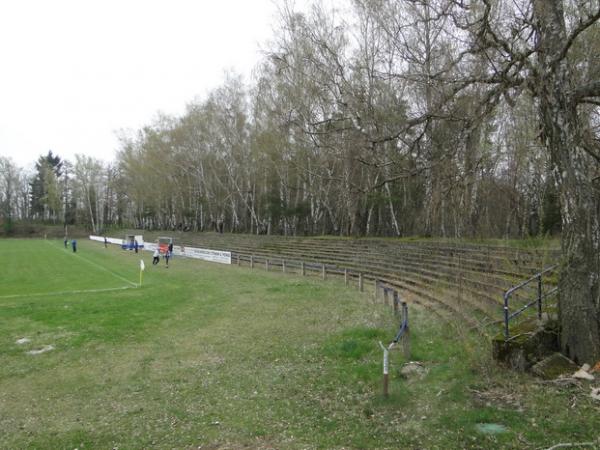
[536,377,582,386]
[544,442,596,450]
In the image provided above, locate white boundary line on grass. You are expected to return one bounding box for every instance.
[0,286,135,301]
[45,240,139,288]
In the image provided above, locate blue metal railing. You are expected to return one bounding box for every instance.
[375,281,410,397]
[376,281,409,346]
[503,265,559,340]
[392,301,409,344]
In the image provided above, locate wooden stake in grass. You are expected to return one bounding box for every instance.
[379,341,390,397]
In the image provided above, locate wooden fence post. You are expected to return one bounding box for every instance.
[401,302,410,358]
[359,273,364,292]
[344,269,348,286]
[322,264,326,280]
[458,253,463,304]
[250,255,254,269]
[266,259,269,271]
[282,259,286,273]
[402,325,411,359]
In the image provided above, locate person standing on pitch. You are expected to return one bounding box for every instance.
[64,236,68,248]
[134,239,139,253]
[164,248,170,268]
[104,236,108,248]
[152,248,160,265]
[71,239,77,253]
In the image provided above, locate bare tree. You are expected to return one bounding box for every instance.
[0,157,21,231]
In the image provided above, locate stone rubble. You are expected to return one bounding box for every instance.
[573,364,595,381]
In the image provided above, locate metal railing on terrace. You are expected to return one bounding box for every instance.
[502,264,559,341]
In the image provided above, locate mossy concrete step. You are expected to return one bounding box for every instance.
[492,316,560,371]
[531,353,579,379]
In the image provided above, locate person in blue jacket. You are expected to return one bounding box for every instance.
[71,239,77,253]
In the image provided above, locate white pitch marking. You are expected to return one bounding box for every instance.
[46,240,138,287]
[0,286,134,301]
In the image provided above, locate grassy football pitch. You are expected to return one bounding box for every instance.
[1,239,599,449]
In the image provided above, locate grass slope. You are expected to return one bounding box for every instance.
[0,239,597,449]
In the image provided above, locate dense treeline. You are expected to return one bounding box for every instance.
[0,151,119,235]
[5,1,588,239]
[1,0,599,362]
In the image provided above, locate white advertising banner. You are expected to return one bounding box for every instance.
[90,236,231,265]
[89,235,124,245]
[143,242,231,265]
[176,246,231,264]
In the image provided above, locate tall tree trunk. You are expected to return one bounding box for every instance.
[534,0,600,363]
[385,181,400,236]
[85,185,97,234]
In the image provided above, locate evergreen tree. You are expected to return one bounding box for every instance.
[30,151,63,221]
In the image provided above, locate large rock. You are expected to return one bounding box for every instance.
[573,368,595,381]
[399,361,428,379]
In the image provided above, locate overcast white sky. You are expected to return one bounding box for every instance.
[0,0,308,169]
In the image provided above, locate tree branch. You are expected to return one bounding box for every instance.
[556,6,600,64]
[572,81,600,103]
[580,99,600,107]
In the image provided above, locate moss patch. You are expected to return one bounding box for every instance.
[531,353,578,379]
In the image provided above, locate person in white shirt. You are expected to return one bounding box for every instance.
[152,248,160,265]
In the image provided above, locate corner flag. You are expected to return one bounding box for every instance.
[139,259,145,287]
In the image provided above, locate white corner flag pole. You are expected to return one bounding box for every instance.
[139,259,145,287]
